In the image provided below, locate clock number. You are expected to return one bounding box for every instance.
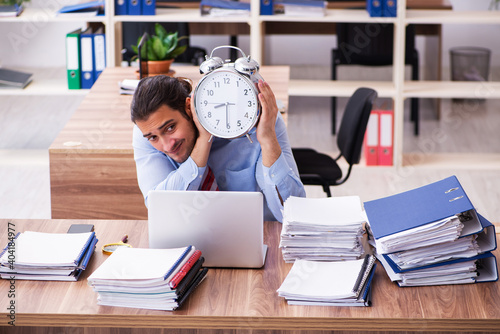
[214,82,220,88]
[244,112,249,118]
[207,112,212,118]
[216,119,220,125]
[243,89,248,96]
[226,124,231,129]
[237,120,242,127]
[207,90,214,96]
[204,100,208,106]
[247,101,252,107]
[224,78,230,84]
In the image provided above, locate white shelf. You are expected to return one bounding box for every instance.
[0,67,88,96]
[0,7,107,23]
[115,8,250,23]
[403,153,500,170]
[404,81,500,99]
[289,80,395,98]
[261,9,396,23]
[405,10,500,24]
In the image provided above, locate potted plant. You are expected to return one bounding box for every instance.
[131,23,188,76]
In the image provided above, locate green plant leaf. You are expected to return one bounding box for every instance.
[168,45,188,59]
[151,36,168,61]
[155,23,167,41]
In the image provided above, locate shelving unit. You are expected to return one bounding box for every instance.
[2,0,499,168]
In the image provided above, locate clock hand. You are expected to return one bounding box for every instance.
[226,103,230,128]
[213,103,226,108]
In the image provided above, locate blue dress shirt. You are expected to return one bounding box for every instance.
[132,114,306,222]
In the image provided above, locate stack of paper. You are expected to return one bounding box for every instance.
[364,175,498,286]
[280,196,365,262]
[119,79,139,95]
[273,0,327,17]
[87,246,208,311]
[277,255,376,307]
[0,231,97,281]
[200,0,250,17]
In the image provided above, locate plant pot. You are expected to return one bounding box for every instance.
[136,59,176,79]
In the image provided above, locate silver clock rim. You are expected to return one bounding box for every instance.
[193,67,261,140]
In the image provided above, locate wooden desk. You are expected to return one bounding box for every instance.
[1,219,499,333]
[49,66,290,220]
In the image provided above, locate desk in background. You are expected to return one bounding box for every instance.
[0,219,499,333]
[49,66,290,220]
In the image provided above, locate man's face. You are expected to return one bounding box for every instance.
[136,100,197,164]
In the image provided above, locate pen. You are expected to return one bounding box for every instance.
[169,250,202,289]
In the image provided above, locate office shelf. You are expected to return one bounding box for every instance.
[0,67,88,96]
[2,0,498,168]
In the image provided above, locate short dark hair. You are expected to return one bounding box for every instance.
[131,75,193,123]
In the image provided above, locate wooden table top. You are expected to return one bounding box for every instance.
[0,219,499,331]
[49,66,290,154]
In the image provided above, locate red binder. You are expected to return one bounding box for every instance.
[364,111,379,166]
[378,110,393,166]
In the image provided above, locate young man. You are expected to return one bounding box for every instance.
[131,75,305,222]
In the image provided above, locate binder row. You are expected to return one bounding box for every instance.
[364,110,393,166]
[366,0,397,17]
[200,0,326,17]
[364,175,498,287]
[115,0,156,15]
[66,26,107,90]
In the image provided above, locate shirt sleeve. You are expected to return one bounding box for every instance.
[255,114,306,222]
[132,125,206,206]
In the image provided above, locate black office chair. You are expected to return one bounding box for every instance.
[331,23,419,135]
[121,22,207,66]
[292,87,377,197]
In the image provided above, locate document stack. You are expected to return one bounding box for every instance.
[364,175,498,287]
[0,231,97,281]
[280,196,365,263]
[200,0,250,17]
[87,246,208,311]
[277,255,377,306]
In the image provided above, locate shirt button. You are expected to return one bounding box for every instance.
[271,174,275,178]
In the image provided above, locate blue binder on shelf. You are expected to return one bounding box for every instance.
[383,0,397,17]
[80,27,95,89]
[115,0,128,15]
[128,0,141,14]
[364,175,483,240]
[93,27,106,80]
[142,0,156,15]
[382,213,497,273]
[260,0,273,15]
[366,0,382,17]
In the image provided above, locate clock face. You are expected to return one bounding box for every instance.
[194,69,260,139]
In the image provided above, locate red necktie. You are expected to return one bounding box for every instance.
[200,167,219,191]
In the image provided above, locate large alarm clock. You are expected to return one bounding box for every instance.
[193,46,264,142]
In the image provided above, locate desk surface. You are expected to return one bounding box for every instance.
[49,66,290,154]
[1,219,499,332]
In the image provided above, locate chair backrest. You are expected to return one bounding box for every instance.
[337,87,378,165]
[336,23,416,65]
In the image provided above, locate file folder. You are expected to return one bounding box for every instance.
[260,0,273,15]
[142,0,156,15]
[378,110,393,166]
[66,28,82,90]
[128,0,141,14]
[366,0,382,17]
[93,27,106,80]
[382,213,497,273]
[383,0,397,17]
[80,27,95,89]
[364,110,379,166]
[364,176,483,240]
[115,0,128,14]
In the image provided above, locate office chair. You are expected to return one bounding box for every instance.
[122,22,207,66]
[292,87,377,197]
[331,23,419,135]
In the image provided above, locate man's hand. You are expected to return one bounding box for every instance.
[187,96,212,167]
[256,80,282,167]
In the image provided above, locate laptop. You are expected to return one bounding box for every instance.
[148,190,268,268]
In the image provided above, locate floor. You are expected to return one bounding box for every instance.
[1,65,500,223]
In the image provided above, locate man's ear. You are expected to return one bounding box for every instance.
[185,97,192,118]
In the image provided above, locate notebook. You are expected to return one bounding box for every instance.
[148,190,268,268]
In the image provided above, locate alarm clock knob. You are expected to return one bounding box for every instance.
[199,56,224,74]
[234,56,260,75]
